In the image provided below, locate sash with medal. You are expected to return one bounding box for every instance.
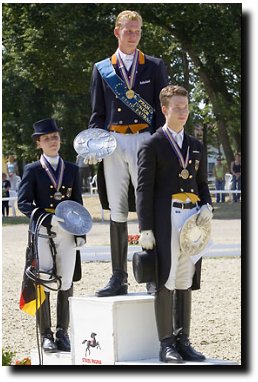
[95,50,154,126]
[40,155,65,200]
[162,126,190,180]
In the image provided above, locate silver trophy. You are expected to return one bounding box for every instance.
[73,128,117,161]
[55,200,93,235]
[179,211,211,257]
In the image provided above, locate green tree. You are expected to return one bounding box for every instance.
[2,3,241,171]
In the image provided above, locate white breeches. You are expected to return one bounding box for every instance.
[37,225,76,291]
[165,201,199,291]
[103,132,151,222]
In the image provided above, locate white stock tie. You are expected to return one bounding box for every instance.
[175,134,182,149]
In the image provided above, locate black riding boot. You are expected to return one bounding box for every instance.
[96,220,128,297]
[174,289,205,361]
[36,292,57,352]
[155,287,184,363]
[55,285,73,352]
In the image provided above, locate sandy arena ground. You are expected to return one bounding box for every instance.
[2,217,241,365]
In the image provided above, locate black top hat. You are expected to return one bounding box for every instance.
[32,118,61,138]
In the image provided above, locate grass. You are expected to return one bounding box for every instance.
[2,195,240,226]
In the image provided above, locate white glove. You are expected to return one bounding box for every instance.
[51,215,64,228]
[196,204,213,226]
[139,230,156,250]
[84,155,102,165]
[75,237,86,248]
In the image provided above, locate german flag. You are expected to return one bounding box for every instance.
[19,279,46,316]
[19,246,46,316]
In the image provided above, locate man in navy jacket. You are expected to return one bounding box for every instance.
[87,10,168,297]
[137,85,213,363]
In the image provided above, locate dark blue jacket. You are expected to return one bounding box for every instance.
[18,159,83,227]
[137,128,212,289]
[88,51,168,132]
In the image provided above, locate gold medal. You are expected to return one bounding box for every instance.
[126,90,135,99]
[180,169,189,179]
[54,191,62,201]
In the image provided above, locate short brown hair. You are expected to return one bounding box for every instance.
[115,10,142,28]
[159,85,188,108]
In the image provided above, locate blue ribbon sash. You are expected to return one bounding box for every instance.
[95,58,154,126]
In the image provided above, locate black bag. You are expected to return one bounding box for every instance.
[132,249,157,284]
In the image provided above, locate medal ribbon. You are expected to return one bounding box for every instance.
[116,49,139,91]
[162,126,190,170]
[40,155,65,192]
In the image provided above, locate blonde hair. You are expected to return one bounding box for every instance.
[115,10,142,28]
[159,85,189,108]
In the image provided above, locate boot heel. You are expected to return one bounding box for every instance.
[118,285,128,295]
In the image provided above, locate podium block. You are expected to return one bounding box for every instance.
[31,349,72,365]
[69,293,159,365]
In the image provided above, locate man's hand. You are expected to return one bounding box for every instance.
[196,204,213,226]
[75,237,86,248]
[139,230,156,250]
[84,155,102,165]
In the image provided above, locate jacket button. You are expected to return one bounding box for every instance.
[191,189,194,192]
[118,108,122,112]
[180,188,184,192]
[134,119,138,123]
[50,204,54,207]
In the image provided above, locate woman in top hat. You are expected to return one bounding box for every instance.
[136,85,213,363]
[18,118,86,353]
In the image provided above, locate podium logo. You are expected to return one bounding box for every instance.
[82,332,101,356]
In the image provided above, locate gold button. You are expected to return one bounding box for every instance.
[62,186,65,188]
[62,195,65,198]
[189,160,192,164]
[180,188,184,192]
[189,175,193,179]
[191,189,194,192]
[50,195,53,198]
[50,204,54,207]
[118,108,122,112]
[50,185,53,188]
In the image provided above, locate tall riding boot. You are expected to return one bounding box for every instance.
[55,285,73,352]
[36,292,57,352]
[155,287,183,363]
[96,220,128,297]
[174,289,205,361]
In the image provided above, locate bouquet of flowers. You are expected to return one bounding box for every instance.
[128,234,140,245]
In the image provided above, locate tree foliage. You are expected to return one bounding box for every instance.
[2,3,241,171]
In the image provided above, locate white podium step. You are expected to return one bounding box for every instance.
[30,349,237,366]
[116,358,238,365]
[31,349,72,365]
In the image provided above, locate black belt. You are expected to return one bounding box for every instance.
[173,202,197,209]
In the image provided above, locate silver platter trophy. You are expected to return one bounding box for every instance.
[179,211,211,257]
[73,128,117,160]
[55,200,93,235]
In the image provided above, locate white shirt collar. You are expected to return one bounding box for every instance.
[165,125,184,148]
[44,154,59,170]
[117,49,135,70]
